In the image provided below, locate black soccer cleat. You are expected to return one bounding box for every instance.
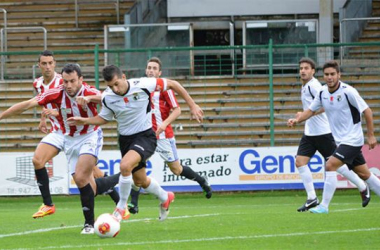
[360,185,371,207]
[297,197,319,212]
[128,203,139,214]
[201,176,212,199]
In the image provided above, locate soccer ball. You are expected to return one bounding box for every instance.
[94,213,120,238]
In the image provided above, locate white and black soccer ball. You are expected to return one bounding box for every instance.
[94,213,120,238]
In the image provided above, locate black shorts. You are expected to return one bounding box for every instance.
[333,144,366,170]
[118,128,157,173]
[297,133,336,161]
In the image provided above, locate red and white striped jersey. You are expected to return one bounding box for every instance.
[36,82,100,137]
[151,89,179,139]
[33,72,62,132]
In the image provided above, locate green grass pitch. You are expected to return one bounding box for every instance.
[0,189,379,249]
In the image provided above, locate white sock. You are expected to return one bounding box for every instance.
[320,171,337,208]
[365,173,380,197]
[116,175,132,210]
[144,177,168,203]
[131,180,140,192]
[336,165,367,192]
[297,165,317,200]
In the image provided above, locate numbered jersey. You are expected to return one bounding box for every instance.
[33,72,62,132]
[36,82,101,137]
[100,77,167,136]
[151,89,179,139]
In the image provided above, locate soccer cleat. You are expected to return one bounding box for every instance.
[128,203,139,214]
[159,191,175,221]
[122,209,131,220]
[309,205,329,214]
[81,224,94,234]
[360,185,371,207]
[32,204,56,218]
[201,176,212,199]
[112,207,125,222]
[297,197,319,212]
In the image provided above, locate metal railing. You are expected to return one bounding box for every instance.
[75,0,121,28]
[0,9,7,54]
[0,27,47,81]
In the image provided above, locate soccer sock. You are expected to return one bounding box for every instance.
[116,175,132,210]
[320,171,337,208]
[35,168,53,206]
[336,165,366,192]
[181,165,206,186]
[130,182,140,207]
[365,173,380,197]
[78,183,95,226]
[95,173,121,195]
[144,177,168,203]
[297,165,316,200]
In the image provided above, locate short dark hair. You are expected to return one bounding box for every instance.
[147,57,162,71]
[61,63,82,78]
[299,57,316,70]
[102,65,123,81]
[323,60,340,73]
[38,50,55,62]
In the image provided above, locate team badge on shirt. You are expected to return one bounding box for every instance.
[133,93,140,100]
[337,95,342,102]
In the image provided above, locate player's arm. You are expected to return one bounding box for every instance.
[67,115,108,126]
[39,113,48,134]
[166,79,203,123]
[76,95,102,106]
[363,107,377,149]
[0,97,39,120]
[287,109,315,127]
[156,106,181,136]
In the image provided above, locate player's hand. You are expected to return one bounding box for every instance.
[287,118,297,128]
[76,96,90,106]
[42,108,59,117]
[156,124,168,136]
[67,116,85,126]
[190,105,203,123]
[367,135,377,150]
[38,120,48,134]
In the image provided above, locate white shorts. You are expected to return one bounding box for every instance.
[40,131,65,151]
[64,129,103,174]
[156,137,178,163]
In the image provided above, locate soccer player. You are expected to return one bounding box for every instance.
[288,60,380,214]
[31,51,119,219]
[0,64,117,234]
[127,57,212,214]
[295,57,370,212]
[67,65,204,222]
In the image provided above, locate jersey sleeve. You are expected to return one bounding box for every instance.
[139,77,168,93]
[98,94,115,121]
[163,89,179,109]
[36,88,61,106]
[345,87,369,113]
[308,89,323,112]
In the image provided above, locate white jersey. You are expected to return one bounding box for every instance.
[301,77,331,136]
[309,81,369,146]
[100,77,167,136]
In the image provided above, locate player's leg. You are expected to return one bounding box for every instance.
[93,166,120,205]
[128,175,141,214]
[32,133,62,218]
[112,149,140,221]
[159,137,212,198]
[73,154,98,234]
[316,133,369,206]
[133,167,174,221]
[295,135,318,211]
[350,153,380,198]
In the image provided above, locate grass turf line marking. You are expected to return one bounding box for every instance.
[7,227,380,250]
[0,213,222,239]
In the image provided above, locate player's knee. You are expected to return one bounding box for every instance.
[32,155,46,169]
[295,158,306,168]
[119,162,133,175]
[354,166,371,180]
